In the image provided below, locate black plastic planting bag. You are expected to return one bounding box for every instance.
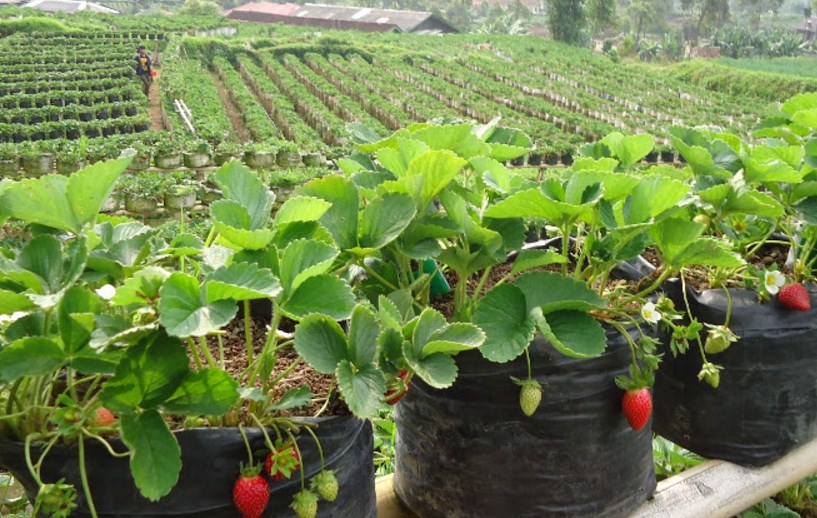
[654,281,817,466]
[394,329,656,518]
[0,417,375,518]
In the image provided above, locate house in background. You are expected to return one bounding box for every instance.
[796,17,817,42]
[21,0,119,14]
[227,2,459,34]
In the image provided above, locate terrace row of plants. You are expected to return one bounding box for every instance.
[212,56,280,143]
[0,114,150,143]
[281,53,389,137]
[0,130,329,178]
[303,53,411,131]
[235,55,326,154]
[0,100,142,125]
[0,85,140,110]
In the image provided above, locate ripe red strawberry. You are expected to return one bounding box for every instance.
[779,283,811,311]
[233,464,269,518]
[92,407,116,427]
[385,370,411,405]
[621,388,652,432]
[265,446,300,480]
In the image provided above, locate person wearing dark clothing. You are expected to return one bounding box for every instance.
[134,45,152,96]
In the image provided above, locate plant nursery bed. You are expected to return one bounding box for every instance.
[374,434,817,518]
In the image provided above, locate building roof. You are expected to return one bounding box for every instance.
[227,2,459,34]
[228,2,298,16]
[795,16,817,33]
[22,0,118,13]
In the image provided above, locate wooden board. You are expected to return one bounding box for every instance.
[376,437,817,518]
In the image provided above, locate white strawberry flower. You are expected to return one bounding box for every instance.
[0,311,28,325]
[764,270,785,295]
[95,284,116,300]
[641,301,661,324]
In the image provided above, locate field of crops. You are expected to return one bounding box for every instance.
[0,23,777,177]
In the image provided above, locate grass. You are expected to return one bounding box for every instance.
[716,56,817,79]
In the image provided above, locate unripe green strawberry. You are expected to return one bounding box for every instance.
[311,470,339,502]
[512,377,542,417]
[703,324,738,354]
[290,489,319,518]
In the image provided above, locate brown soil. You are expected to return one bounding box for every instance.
[204,315,347,418]
[148,68,164,131]
[210,70,251,142]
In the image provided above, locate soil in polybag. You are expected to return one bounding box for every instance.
[394,327,656,518]
[0,417,375,518]
[654,280,817,466]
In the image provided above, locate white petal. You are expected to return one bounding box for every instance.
[95,284,116,300]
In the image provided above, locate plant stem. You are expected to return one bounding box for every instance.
[199,336,216,367]
[361,263,399,292]
[78,435,99,518]
[238,425,253,465]
[217,334,225,368]
[266,358,302,393]
[249,414,278,455]
[523,348,533,380]
[243,300,253,365]
[631,268,673,300]
[186,338,202,370]
[283,428,307,490]
[301,422,326,470]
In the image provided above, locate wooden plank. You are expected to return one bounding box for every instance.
[634,437,817,518]
[375,436,817,518]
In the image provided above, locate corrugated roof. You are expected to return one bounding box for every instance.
[229,2,298,16]
[228,2,458,33]
[297,3,438,32]
[23,0,118,13]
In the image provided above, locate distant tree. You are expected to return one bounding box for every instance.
[588,0,616,35]
[680,0,730,44]
[178,0,221,16]
[626,0,654,40]
[547,0,588,45]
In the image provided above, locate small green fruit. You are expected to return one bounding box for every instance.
[512,377,542,417]
[291,489,319,518]
[311,470,339,502]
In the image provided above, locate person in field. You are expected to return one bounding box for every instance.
[134,45,153,96]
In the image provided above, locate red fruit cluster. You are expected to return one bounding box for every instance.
[385,370,411,405]
[265,446,301,480]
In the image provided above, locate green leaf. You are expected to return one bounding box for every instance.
[112,267,170,306]
[120,409,181,502]
[336,360,386,418]
[211,200,275,250]
[158,273,237,337]
[212,162,274,229]
[472,284,536,363]
[539,311,607,358]
[0,337,65,383]
[273,195,332,226]
[626,175,689,224]
[267,386,313,411]
[58,287,101,355]
[281,275,355,321]
[293,314,349,374]
[279,239,338,294]
[515,272,605,314]
[2,157,128,233]
[404,347,458,389]
[297,176,359,250]
[782,93,817,116]
[673,238,744,268]
[206,263,281,303]
[348,305,380,366]
[511,249,568,276]
[411,308,447,356]
[358,193,416,250]
[17,234,62,293]
[649,218,705,266]
[376,139,430,177]
[100,333,189,412]
[404,150,467,210]
[0,289,33,314]
[68,157,131,227]
[602,132,654,167]
[422,323,485,357]
[163,368,239,415]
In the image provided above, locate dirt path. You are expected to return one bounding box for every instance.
[210,71,250,142]
[148,68,164,131]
